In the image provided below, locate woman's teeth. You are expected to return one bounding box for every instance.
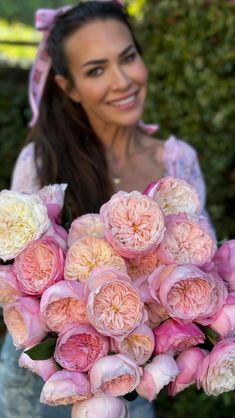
[110,94,136,106]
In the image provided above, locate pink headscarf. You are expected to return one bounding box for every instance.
[29,7,72,127]
[28,1,158,135]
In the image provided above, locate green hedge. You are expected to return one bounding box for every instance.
[0,66,29,189]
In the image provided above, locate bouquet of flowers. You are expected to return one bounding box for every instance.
[1,177,235,418]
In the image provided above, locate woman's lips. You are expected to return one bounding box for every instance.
[108,92,138,109]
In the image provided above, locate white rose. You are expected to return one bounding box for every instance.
[0,190,50,261]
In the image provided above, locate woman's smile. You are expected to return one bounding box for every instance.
[107,92,139,109]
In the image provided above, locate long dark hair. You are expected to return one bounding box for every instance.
[28,1,141,217]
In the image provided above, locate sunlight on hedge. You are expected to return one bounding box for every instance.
[127,0,147,19]
[0,19,40,67]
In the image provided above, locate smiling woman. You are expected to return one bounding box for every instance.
[0,1,212,418]
[55,19,147,129]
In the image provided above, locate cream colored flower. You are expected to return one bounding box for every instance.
[64,236,127,283]
[146,176,200,216]
[197,338,235,395]
[0,190,50,261]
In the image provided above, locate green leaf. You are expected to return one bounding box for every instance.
[25,337,57,361]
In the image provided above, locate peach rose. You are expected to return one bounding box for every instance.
[19,351,58,381]
[40,370,91,406]
[125,250,161,285]
[144,301,169,328]
[100,191,165,258]
[110,324,154,365]
[153,319,205,356]
[156,214,216,267]
[64,236,127,283]
[68,214,104,247]
[0,265,22,306]
[90,353,141,396]
[136,354,179,401]
[72,395,129,418]
[197,337,235,395]
[148,265,228,324]
[40,281,88,333]
[54,323,109,372]
[3,296,47,348]
[144,176,200,217]
[86,266,146,339]
[13,237,65,296]
[0,190,50,261]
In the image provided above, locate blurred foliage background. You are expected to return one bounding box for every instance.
[0,1,235,416]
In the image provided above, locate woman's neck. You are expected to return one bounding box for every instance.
[92,121,140,169]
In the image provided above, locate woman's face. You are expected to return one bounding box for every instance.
[62,19,148,128]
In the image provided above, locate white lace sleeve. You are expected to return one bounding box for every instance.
[10,143,40,193]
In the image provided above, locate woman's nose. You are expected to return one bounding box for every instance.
[110,66,132,91]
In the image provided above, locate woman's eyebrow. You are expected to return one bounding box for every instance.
[81,44,135,68]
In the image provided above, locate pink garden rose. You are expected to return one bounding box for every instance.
[148,264,228,324]
[86,266,146,339]
[90,353,141,396]
[209,293,235,338]
[197,337,235,395]
[144,301,169,328]
[68,214,104,247]
[100,191,165,258]
[72,395,129,418]
[213,240,235,291]
[153,319,205,356]
[136,354,179,401]
[3,296,47,348]
[144,176,200,217]
[40,370,91,406]
[40,281,87,333]
[13,237,65,296]
[125,250,161,285]
[169,347,208,396]
[0,265,22,306]
[156,214,216,267]
[43,222,68,251]
[110,324,155,365]
[64,236,127,283]
[54,323,109,372]
[36,184,67,222]
[19,351,58,381]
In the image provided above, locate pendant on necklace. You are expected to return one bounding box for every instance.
[113,177,121,185]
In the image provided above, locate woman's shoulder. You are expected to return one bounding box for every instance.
[162,134,200,177]
[163,135,197,162]
[11,142,40,193]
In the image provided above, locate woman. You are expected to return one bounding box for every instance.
[0,1,209,417]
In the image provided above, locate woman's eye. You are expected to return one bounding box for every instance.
[123,52,137,64]
[87,67,103,77]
